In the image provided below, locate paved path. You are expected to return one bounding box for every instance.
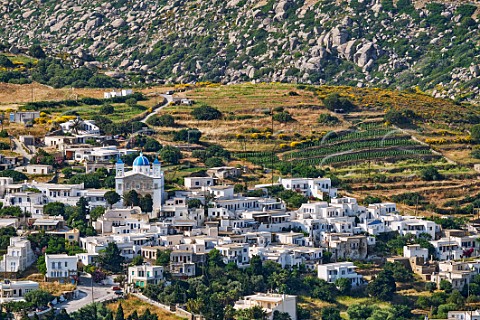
[141,94,173,124]
[56,276,117,314]
[11,137,33,160]
[393,125,457,164]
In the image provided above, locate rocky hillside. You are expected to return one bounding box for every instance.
[1,0,479,103]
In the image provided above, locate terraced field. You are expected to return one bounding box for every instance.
[235,123,439,168]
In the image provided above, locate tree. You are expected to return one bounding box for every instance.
[272,311,291,320]
[124,190,140,207]
[311,279,338,302]
[205,157,224,168]
[115,303,125,320]
[323,93,354,112]
[173,128,202,143]
[367,309,392,320]
[24,290,53,308]
[335,277,352,295]
[235,305,267,320]
[62,168,74,179]
[471,124,480,143]
[54,309,72,320]
[160,145,182,164]
[384,109,414,125]
[383,262,414,283]
[0,206,23,217]
[126,98,138,107]
[77,197,89,217]
[37,255,47,274]
[191,105,222,120]
[363,195,382,205]
[273,111,294,123]
[420,165,443,181]
[0,170,28,182]
[366,270,396,300]
[104,191,121,208]
[187,199,202,208]
[0,55,14,68]
[318,113,339,125]
[99,242,125,272]
[439,279,453,292]
[29,44,46,59]
[155,249,172,266]
[131,255,144,266]
[347,304,376,320]
[143,138,162,152]
[321,307,341,320]
[140,194,153,213]
[390,304,412,319]
[146,114,175,127]
[100,104,115,115]
[44,202,66,216]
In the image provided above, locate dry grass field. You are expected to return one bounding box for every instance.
[106,295,184,320]
[4,81,480,217]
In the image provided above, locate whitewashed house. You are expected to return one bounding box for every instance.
[45,254,78,283]
[0,237,36,273]
[234,293,297,320]
[318,262,364,286]
[128,265,164,288]
[279,177,337,199]
[403,244,429,260]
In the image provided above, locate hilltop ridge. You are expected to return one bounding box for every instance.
[0,0,479,102]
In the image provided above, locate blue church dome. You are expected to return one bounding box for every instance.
[133,153,150,166]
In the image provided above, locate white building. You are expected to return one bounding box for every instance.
[318,262,364,286]
[115,153,165,214]
[9,111,40,124]
[128,265,164,288]
[60,119,100,135]
[0,237,36,273]
[403,244,429,260]
[279,177,337,199]
[45,254,78,283]
[448,310,480,320]
[432,261,477,290]
[76,253,99,267]
[184,177,214,189]
[2,180,109,215]
[104,89,133,99]
[431,238,463,261]
[0,280,39,301]
[24,165,53,175]
[384,216,439,239]
[216,243,250,267]
[234,293,297,320]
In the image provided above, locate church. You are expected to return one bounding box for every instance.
[115,153,165,213]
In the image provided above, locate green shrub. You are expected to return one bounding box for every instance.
[318,114,339,125]
[323,93,355,112]
[273,111,294,123]
[99,104,114,115]
[191,105,222,120]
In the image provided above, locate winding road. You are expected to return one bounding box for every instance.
[141,94,173,124]
[56,276,117,314]
[11,137,33,160]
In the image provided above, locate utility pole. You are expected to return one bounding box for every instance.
[271,107,274,186]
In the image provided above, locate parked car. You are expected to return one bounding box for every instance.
[112,286,121,291]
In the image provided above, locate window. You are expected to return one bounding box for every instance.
[65,261,68,267]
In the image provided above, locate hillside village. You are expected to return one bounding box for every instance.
[0,90,479,319]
